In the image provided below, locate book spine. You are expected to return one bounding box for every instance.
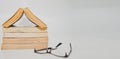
[3,33,48,37]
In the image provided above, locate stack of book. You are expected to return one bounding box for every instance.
[1,8,48,50]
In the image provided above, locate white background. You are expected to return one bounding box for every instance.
[0,0,120,59]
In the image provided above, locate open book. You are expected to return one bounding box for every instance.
[2,8,47,30]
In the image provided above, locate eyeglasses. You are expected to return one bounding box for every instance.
[34,43,72,58]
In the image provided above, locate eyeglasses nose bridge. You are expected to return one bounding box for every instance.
[47,48,52,53]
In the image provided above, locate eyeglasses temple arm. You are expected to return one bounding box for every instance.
[56,43,62,48]
[65,43,72,58]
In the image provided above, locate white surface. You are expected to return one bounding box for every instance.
[0,0,120,59]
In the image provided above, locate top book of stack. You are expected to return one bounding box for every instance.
[2,8,47,30]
